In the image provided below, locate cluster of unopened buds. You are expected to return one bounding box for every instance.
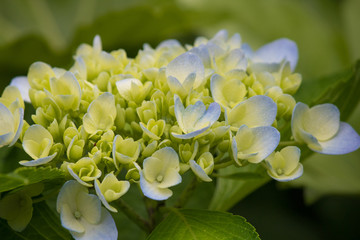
[0,30,359,239]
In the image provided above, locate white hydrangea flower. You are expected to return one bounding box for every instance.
[172,94,221,139]
[226,95,277,130]
[291,102,360,154]
[56,180,117,240]
[231,125,280,165]
[136,147,181,200]
[243,38,298,72]
[166,52,205,98]
[264,146,303,182]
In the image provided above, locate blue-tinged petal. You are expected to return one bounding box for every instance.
[171,126,209,139]
[19,153,57,166]
[166,52,205,88]
[195,102,221,129]
[291,102,309,142]
[315,122,360,155]
[189,45,212,68]
[9,107,24,147]
[139,172,173,200]
[71,207,117,240]
[189,160,212,182]
[228,95,277,128]
[247,126,280,163]
[10,77,31,103]
[302,103,340,141]
[174,94,185,132]
[253,38,298,71]
[183,101,206,132]
[241,43,253,59]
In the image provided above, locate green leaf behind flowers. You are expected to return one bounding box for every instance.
[0,201,72,240]
[147,208,260,240]
[0,166,65,193]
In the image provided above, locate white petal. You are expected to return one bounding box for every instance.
[57,180,88,213]
[94,180,118,213]
[156,39,182,49]
[236,126,280,163]
[171,126,209,139]
[291,102,309,143]
[167,76,188,97]
[9,107,24,147]
[139,172,172,200]
[115,78,142,101]
[195,102,221,129]
[77,191,102,224]
[189,160,212,182]
[157,168,182,188]
[315,122,360,155]
[303,104,340,141]
[189,45,212,68]
[228,95,277,128]
[19,152,57,166]
[60,204,85,233]
[71,207,118,240]
[268,163,303,182]
[166,52,205,88]
[253,38,298,71]
[10,77,31,103]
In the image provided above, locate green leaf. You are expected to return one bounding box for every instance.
[209,165,269,211]
[0,166,65,193]
[295,60,360,120]
[0,201,72,240]
[212,172,264,180]
[147,208,260,240]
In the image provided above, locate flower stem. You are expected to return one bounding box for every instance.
[277,141,299,147]
[173,176,198,208]
[214,160,234,170]
[115,198,152,233]
[14,142,23,150]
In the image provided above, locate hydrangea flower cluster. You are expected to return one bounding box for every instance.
[1,30,360,239]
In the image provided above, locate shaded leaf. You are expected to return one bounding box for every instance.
[0,201,72,240]
[209,165,269,211]
[0,166,65,193]
[212,172,264,180]
[147,208,260,240]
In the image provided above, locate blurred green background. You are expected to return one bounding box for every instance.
[0,0,359,239]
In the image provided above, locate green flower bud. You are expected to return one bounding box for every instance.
[67,157,101,187]
[140,119,165,140]
[190,152,214,182]
[115,104,126,130]
[125,167,140,182]
[142,140,158,157]
[178,141,199,163]
[137,101,157,124]
[95,172,130,212]
[67,136,85,161]
[112,135,140,166]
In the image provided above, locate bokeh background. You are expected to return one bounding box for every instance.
[0,0,359,239]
